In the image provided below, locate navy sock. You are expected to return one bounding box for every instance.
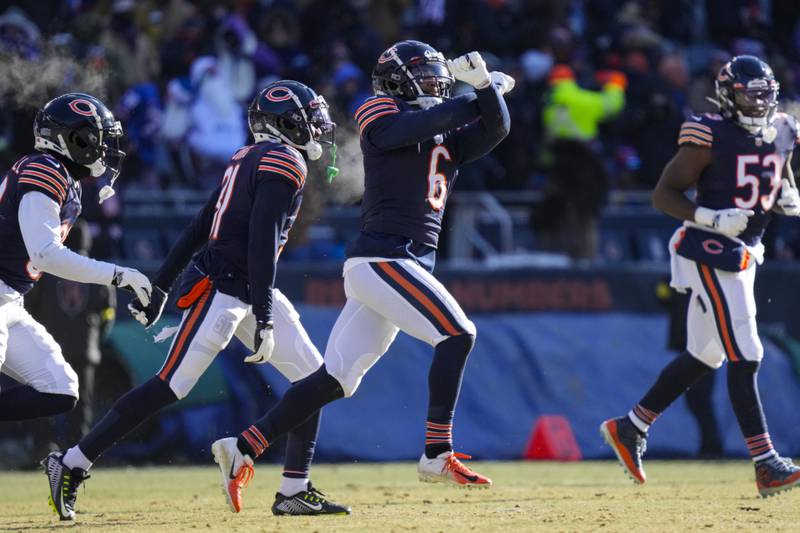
[630,351,713,432]
[0,383,76,421]
[238,367,343,459]
[426,334,474,459]
[282,409,320,479]
[727,360,775,461]
[78,376,178,461]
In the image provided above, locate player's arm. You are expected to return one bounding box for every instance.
[151,186,220,291]
[129,186,221,328]
[653,144,753,237]
[452,83,511,164]
[245,178,296,364]
[359,94,481,151]
[652,145,710,221]
[18,192,151,304]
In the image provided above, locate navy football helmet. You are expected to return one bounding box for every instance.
[33,93,125,200]
[372,40,454,108]
[715,55,779,132]
[248,80,335,161]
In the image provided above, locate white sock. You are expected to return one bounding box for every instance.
[627,410,650,434]
[62,445,93,471]
[279,476,309,497]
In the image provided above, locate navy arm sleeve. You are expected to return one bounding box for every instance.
[152,186,220,291]
[248,178,295,324]
[453,84,510,164]
[363,93,481,151]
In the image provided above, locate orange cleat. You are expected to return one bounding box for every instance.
[418,451,492,487]
[212,437,255,512]
[600,417,647,484]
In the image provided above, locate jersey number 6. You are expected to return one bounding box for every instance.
[427,145,452,211]
[735,154,782,211]
[209,163,241,240]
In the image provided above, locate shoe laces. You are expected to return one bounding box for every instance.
[635,436,647,458]
[444,452,477,475]
[63,469,90,508]
[306,483,328,502]
[233,463,254,488]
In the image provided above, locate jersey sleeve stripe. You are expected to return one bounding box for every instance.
[20,170,66,199]
[357,104,400,126]
[259,157,305,185]
[257,165,302,189]
[681,121,712,133]
[265,150,307,172]
[679,127,713,141]
[678,134,712,147]
[359,109,400,134]
[18,177,63,201]
[354,97,398,120]
[26,162,68,185]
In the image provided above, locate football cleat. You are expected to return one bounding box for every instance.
[271,483,351,516]
[211,437,254,513]
[756,455,800,497]
[417,451,492,487]
[42,451,90,521]
[600,417,647,484]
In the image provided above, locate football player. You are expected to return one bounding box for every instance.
[210,39,512,506]
[0,93,151,422]
[601,56,800,497]
[43,81,350,519]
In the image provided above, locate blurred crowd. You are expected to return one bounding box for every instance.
[1,0,800,257]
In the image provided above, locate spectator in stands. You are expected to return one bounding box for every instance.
[532,64,626,260]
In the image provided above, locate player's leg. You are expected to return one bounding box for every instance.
[602,262,723,484]
[342,260,489,486]
[214,289,349,515]
[234,296,398,460]
[0,301,78,420]
[706,265,800,497]
[46,288,247,520]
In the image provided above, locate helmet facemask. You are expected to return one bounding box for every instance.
[250,94,336,161]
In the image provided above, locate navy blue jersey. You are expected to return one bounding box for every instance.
[348,86,510,269]
[679,112,799,246]
[196,141,305,283]
[0,153,80,293]
[154,140,306,323]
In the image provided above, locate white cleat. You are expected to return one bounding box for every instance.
[211,437,254,513]
[417,451,492,487]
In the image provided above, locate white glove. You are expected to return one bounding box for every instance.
[490,71,516,95]
[777,179,800,216]
[244,322,275,364]
[447,52,491,89]
[694,206,754,238]
[111,267,152,306]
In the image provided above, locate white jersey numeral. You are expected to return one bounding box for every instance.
[427,145,452,211]
[209,163,241,240]
[735,154,782,211]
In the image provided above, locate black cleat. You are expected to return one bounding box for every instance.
[756,455,800,498]
[42,451,90,520]
[600,416,647,484]
[271,483,351,516]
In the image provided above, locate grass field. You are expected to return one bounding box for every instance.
[2,460,800,532]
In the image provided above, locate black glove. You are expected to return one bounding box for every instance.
[128,286,168,328]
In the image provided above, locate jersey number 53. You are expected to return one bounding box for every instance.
[735,154,782,211]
